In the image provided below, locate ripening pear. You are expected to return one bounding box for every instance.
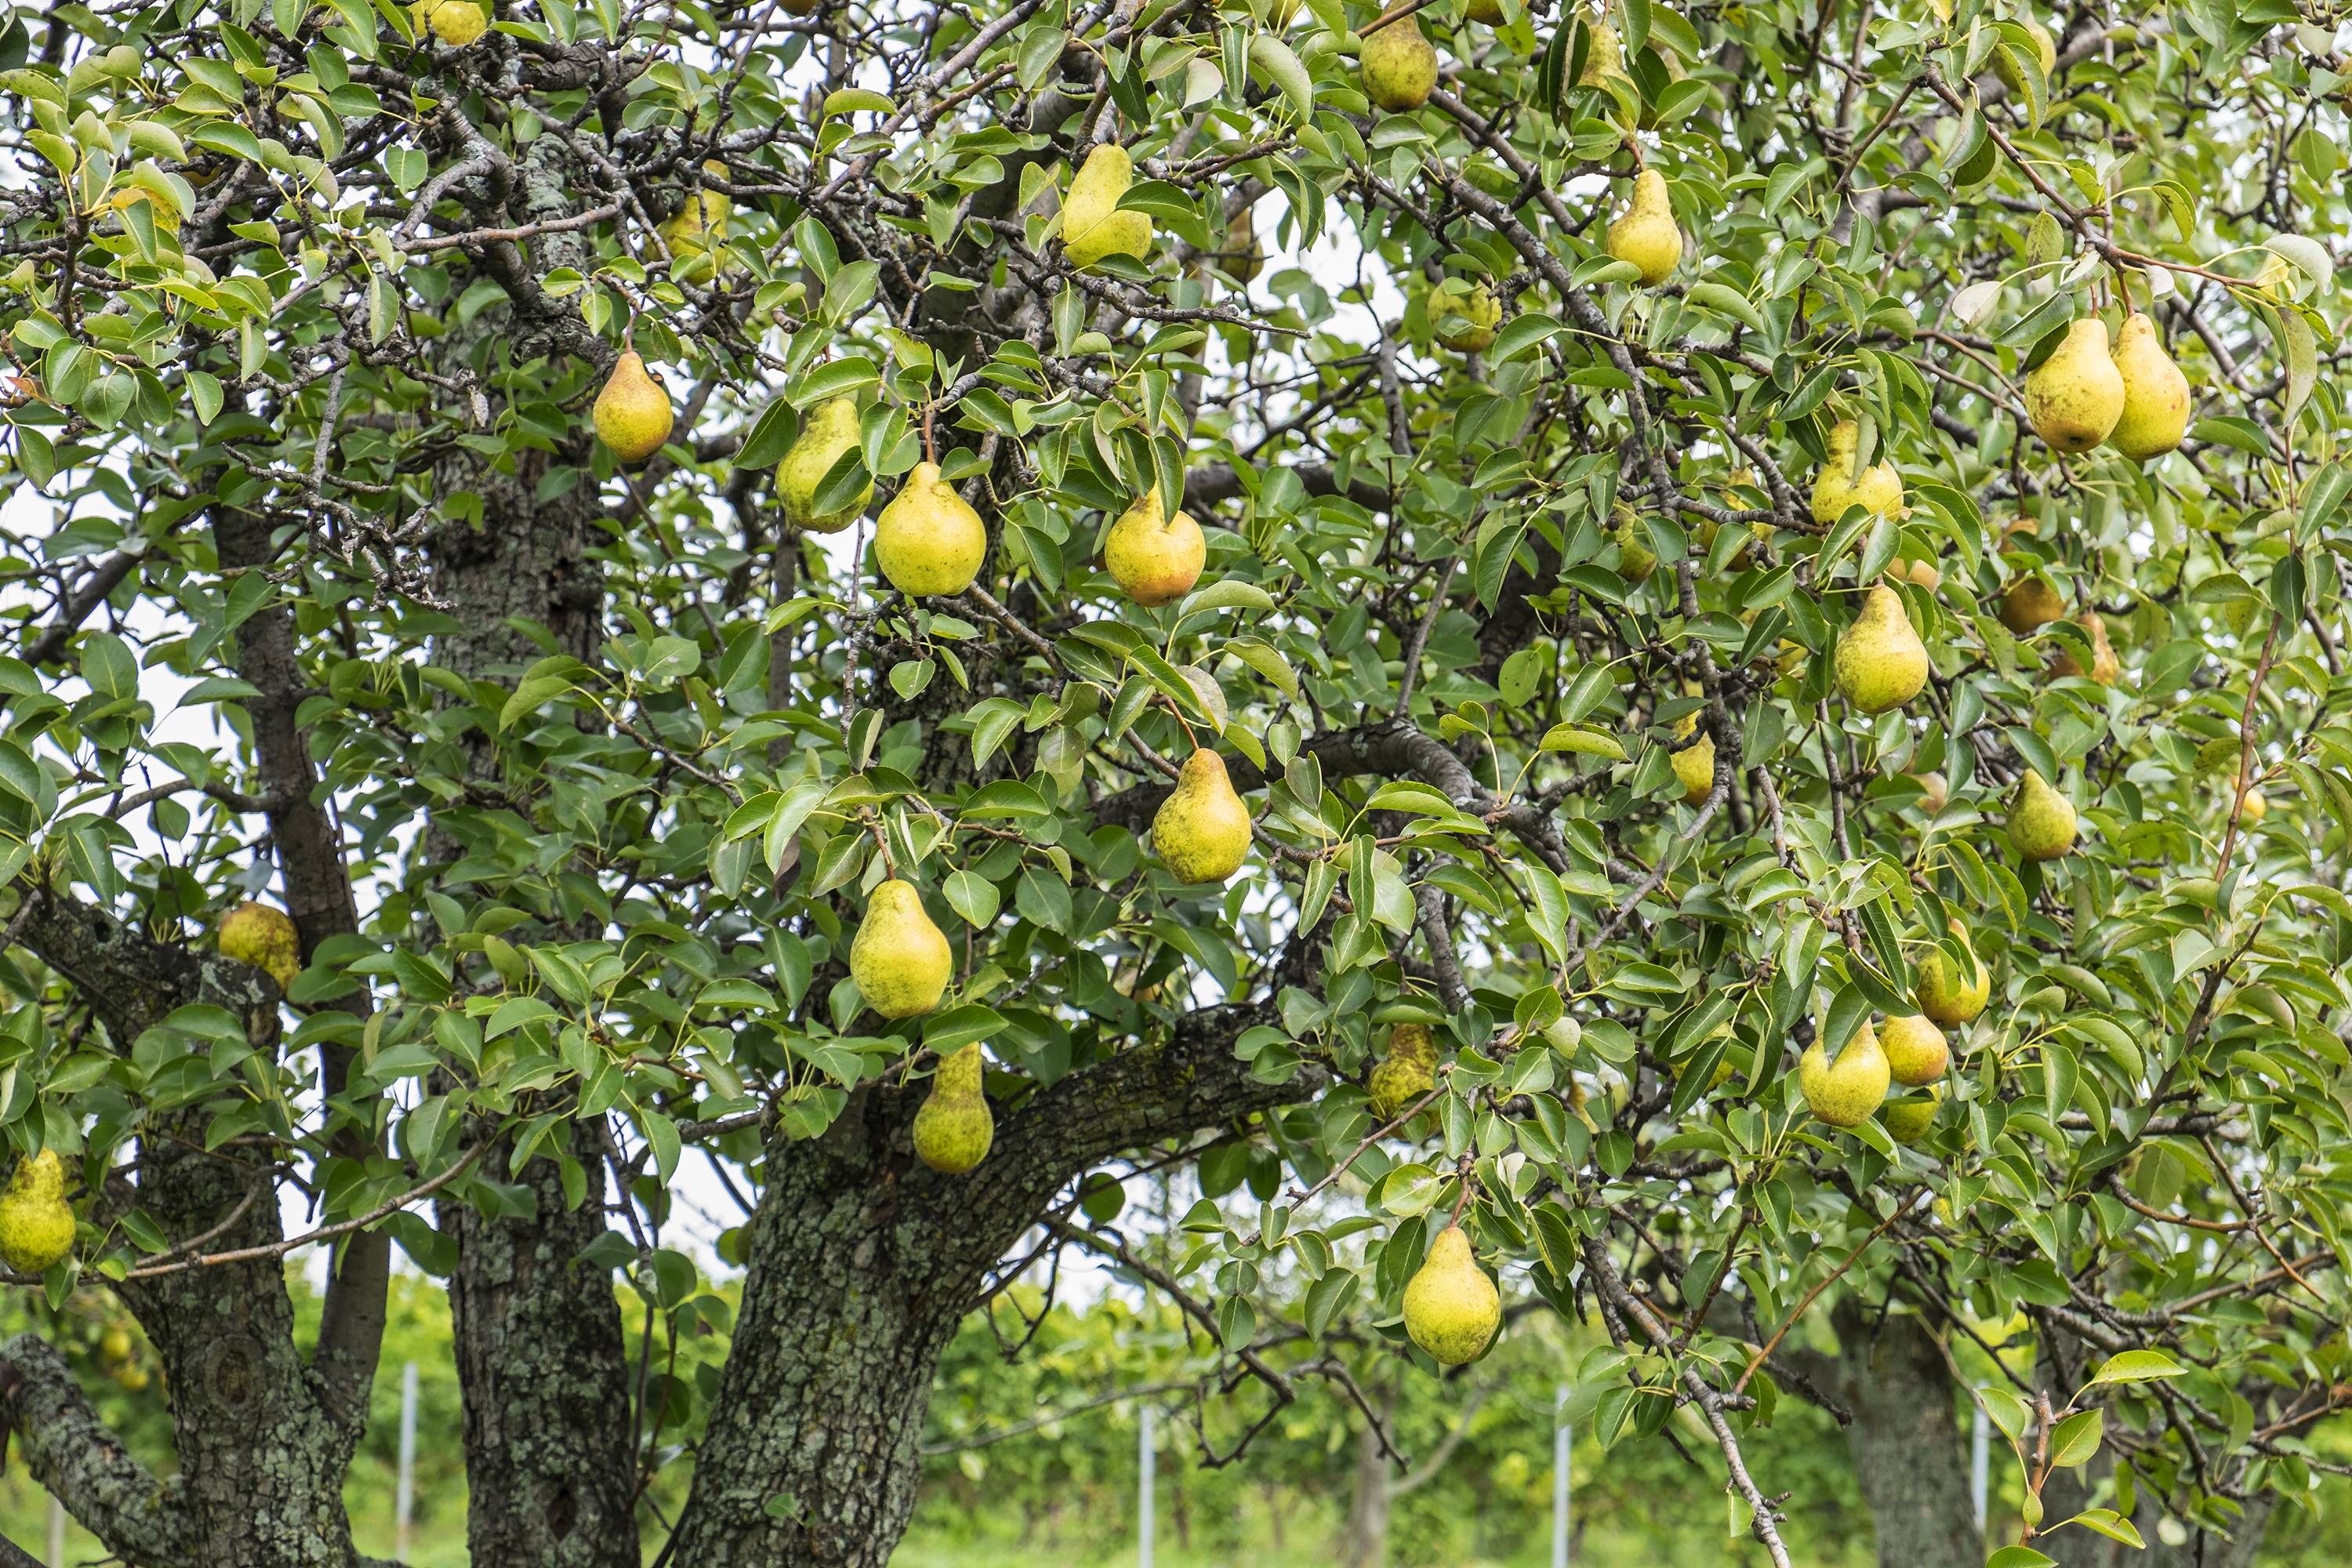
[912,1042,993,1174]
[1105,488,1207,607]
[1361,14,1439,112]
[875,462,987,597]
[1799,1019,1890,1129]
[2007,768,2078,861]
[417,0,488,45]
[1912,771,1949,815]
[659,162,734,281]
[2107,313,2190,461]
[1833,584,1929,713]
[1464,0,1504,21]
[1434,282,1501,352]
[1809,420,1904,524]
[1368,1021,1438,1121]
[1402,1224,1501,1366]
[1613,506,1657,583]
[850,879,953,1019]
[1914,919,1990,1025]
[220,900,300,992]
[2234,779,2267,822]
[1670,713,1714,806]
[1605,169,1682,288]
[1991,15,2057,96]
[1152,749,1253,884]
[0,1150,75,1276]
[593,350,675,463]
[1062,144,1153,273]
[1577,21,1624,85]
[2050,611,2120,685]
[1998,576,2066,635]
[2024,319,2125,453]
[1881,1086,1942,1145]
[779,397,871,534]
[1880,1014,1950,1087]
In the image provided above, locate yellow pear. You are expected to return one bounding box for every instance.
[2024,318,2125,453]
[1998,576,2066,635]
[1103,488,1206,607]
[1368,1021,1438,1121]
[2006,768,2078,861]
[1799,1018,1889,1128]
[1881,1085,1943,1145]
[1464,0,1504,21]
[220,900,300,992]
[0,1150,75,1275]
[417,0,488,45]
[850,879,953,1019]
[1605,169,1681,287]
[2234,779,2267,822]
[1991,15,2057,95]
[1402,1223,1501,1365]
[1434,282,1501,352]
[1809,420,1904,524]
[779,397,871,534]
[875,462,987,597]
[1152,749,1253,884]
[1062,144,1153,273]
[1670,713,1715,806]
[1833,584,1929,713]
[659,162,734,281]
[912,1042,993,1174]
[1881,1014,1949,1087]
[1577,21,1624,85]
[1360,14,1439,112]
[1613,506,1657,583]
[1914,920,1990,1025]
[1892,556,1941,590]
[2050,611,2120,684]
[2107,312,2189,461]
[593,350,674,464]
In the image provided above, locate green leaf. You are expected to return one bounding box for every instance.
[2089,1349,2187,1386]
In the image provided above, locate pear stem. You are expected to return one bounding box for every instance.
[1159,694,1198,749]
[1448,1156,1476,1225]
[921,405,935,464]
[1359,0,1435,35]
[863,809,896,877]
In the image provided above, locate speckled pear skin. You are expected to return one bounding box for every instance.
[1152,749,1251,884]
[1810,420,1904,524]
[1360,14,1439,111]
[220,901,301,992]
[1670,712,1715,805]
[1881,1014,1950,1087]
[1998,576,2066,635]
[1062,144,1152,272]
[0,1150,75,1275]
[2107,312,2190,461]
[874,462,987,597]
[1833,584,1929,713]
[1103,488,1206,606]
[2007,769,2078,861]
[1882,1088,1941,1145]
[1606,169,1682,287]
[1403,1224,1500,1365]
[779,397,870,534]
[2025,318,2125,453]
[593,350,674,463]
[1799,1018,1889,1127]
[1915,920,1991,1025]
[1368,1022,1437,1121]
[850,879,953,1019]
[1434,282,1501,351]
[912,1043,993,1174]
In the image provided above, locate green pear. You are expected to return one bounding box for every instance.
[850,879,953,1019]
[1062,144,1153,273]
[1914,920,1990,1025]
[1368,1021,1437,1121]
[1998,576,2066,635]
[2024,318,2125,453]
[659,162,735,282]
[1152,749,1252,884]
[779,397,871,534]
[1833,583,1929,713]
[1991,15,2057,96]
[912,1041,993,1174]
[1809,419,1904,524]
[2107,312,2189,461]
[875,461,987,597]
[1613,505,1657,583]
[1463,0,1503,21]
[1577,21,1624,85]
[1402,1223,1501,1365]
[1360,14,1439,112]
[1880,1085,1942,1145]
[2050,610,2120,685]
[1605,169,1681,287]
[220,900,300,992]
[593,350,674,463]
[0,1150,74,1275]
[2006,768,2078,861]
[1433,281,1501,351]
[1670,713,1714,806]
[1798,1018,1889,1128]
[1880,1014,1949,1087]
[1103,488,1205,606]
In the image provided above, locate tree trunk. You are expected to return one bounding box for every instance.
[1343,1411,1392,1568]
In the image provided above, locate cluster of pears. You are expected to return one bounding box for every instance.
[848,884,999,1175]
[778,397,872,534]
[220,900,301,992]
[1802,920,1992,1140]
[1604,169,1682,287]
[1368,1021,1437,1121]
[1103,488,1206,606]
[1402,1222,1501,1365]
[1152,749,1253,884]
[0,1149,76,1276]
[877,463,988,597]
[1063,145,1154,272]
[594,350,676,465]
[2024,313,2190,460]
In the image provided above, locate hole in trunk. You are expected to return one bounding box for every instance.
[546,1484,577,1540]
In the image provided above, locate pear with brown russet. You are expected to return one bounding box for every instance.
[2051,611,2120,685]
[1998,576,2066,635]
[1361,13,1439,112]
[1152,749,1252,884]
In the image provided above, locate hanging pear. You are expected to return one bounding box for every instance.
[1670,712,1715,806]
[779,397,871,534]
[2007,769,2078,861]
[1809,420,1904,524]
[0,1150,75,1275]
[1613,505,1657,583]
[1402,1223,1501,1365]
[2050,611,2120,684]
[1880,1014,1950,1087]
[1215,205,1265,283]
[850,879,953,1019]
[593,350,674,463]
[1062,144,1153,273]
[1368,1021,1438,1121]
[1998,576,2066,635]
[2024,318,2125,452]
[1464,0,1503,21]
[1911,770,1949,815]
[1798,1018,1890,1128]
[1833,583,1929,713]
[912,1042,993,1174]
[875,462,987,597]
[1881,1085,1943,1145]
[1103,488,1206,606]
[659,162,734,282]
[1605,169,1682,288]
[1914,919,1990,1025]
[2107,312,2190,461]
[416,0,488,45]
[1360,14,1439,111]
[1577,21,1625,85]
[1434,282,1501,351]
[1152,749,1253,884]
[220,900,301,992]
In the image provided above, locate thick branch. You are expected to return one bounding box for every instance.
[0,1335,193,1566]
